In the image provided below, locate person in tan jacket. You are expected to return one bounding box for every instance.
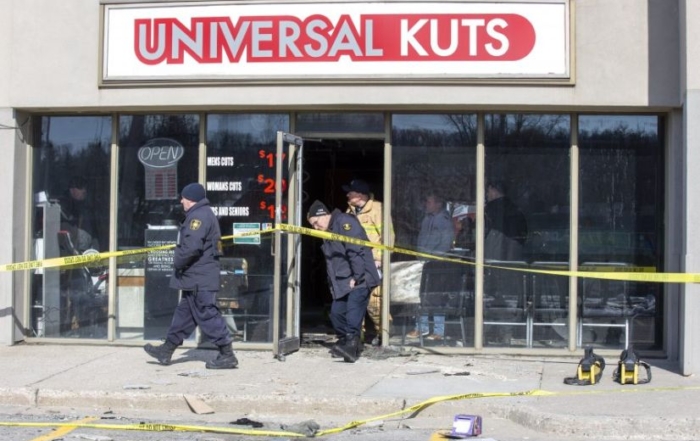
[343,179,395,346]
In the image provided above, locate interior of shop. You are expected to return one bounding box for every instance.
[298,138,384,337]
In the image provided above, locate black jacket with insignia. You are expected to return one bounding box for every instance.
[321,209,381,300]
[170,198,222,291]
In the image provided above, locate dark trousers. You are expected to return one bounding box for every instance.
[330,287,370,338]
[166,290,232,347]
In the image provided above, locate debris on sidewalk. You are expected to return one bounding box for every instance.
[178,370,214,378]
[100,410,125,421]
[406,369,440,375]
[443,371,471,376]
[280,419,320,436]
[71,435,114,441]
[184,394,215,414]
[302,332,335,346]
[363,345,414,360]
[230,417,264,428]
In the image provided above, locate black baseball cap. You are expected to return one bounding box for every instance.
[342,179,370,195]
[307,200,330,218]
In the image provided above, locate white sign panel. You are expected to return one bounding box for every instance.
[102,1,569,82]
[233,222,261,245]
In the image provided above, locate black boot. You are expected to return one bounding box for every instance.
[330,335,346,358]
[357,340,365,357]
[206,343,239,369]
[335,334,359,363]
[143,340,178,365]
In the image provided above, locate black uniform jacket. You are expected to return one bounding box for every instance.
[170,198,222,291]
[321,209,381,300]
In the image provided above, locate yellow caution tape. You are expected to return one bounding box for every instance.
[278,223,700,284]
[0,420,307,437]
[3,223,698,283]
[29,416,96,441]
[4,386,700,437]
[0,229,271,273]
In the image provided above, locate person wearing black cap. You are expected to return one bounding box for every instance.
[59,176,100,252]
[144,182,238,369]
[343,179,394,346]
[307,200,381,363]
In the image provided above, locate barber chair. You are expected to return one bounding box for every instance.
[57,231,107,337]
[578,262,633,349]
[483,260,530,347]
[413,261,473,347]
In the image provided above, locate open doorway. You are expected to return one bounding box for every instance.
[299,138,384,337]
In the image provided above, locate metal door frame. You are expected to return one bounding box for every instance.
[272,131,303,359]
[289,131,388,345]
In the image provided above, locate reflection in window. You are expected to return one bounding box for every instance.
[296,112,384,134]
[116,114,200,340]
[484,114,571,348]
[31,116,112,339]
[578,115,663,351]
[391,114,476,348]
[206,114,289,343]
[392,114,477,253]
[485,114,571,261]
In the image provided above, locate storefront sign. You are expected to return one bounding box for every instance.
[138,138,185,168]
[144,227,179,338]
[139,138,184,200]
[101,1,570,82]
[233,222,261,245]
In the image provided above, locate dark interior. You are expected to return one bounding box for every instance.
[299,139,384,335]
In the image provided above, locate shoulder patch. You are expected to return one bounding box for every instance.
[342,223,352,231]
[189,219,202,231]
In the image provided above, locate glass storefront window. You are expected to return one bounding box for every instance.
[578,115,664,350]
[296,112,384,134]
[391,114,477,347]
[116,114,200,341]
[206,114,290,343]
[23,111,666,354]
[31,116,112,339]
[484,114,571,348]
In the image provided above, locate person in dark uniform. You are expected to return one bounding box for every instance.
[59,176,100,252]
[144,183,238,369]
[484,180,528,260]
[307,200,381,363]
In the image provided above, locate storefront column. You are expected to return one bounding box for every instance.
[0,0,14,345]
[665,110,683,363]
[680,0,700,375]
[0,108,21,345]
[681,94,700,375]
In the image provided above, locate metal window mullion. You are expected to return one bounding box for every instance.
[568,114,579,351]
[382,112,392,346]
[22,116,34,336]
[194,113,207,345]
[199,113,207,183]
[474,113,485,349]
[107,114,119,342]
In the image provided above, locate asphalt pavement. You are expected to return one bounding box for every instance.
[0,342,698,440]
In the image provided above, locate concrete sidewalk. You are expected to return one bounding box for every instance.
[0,343,698,439]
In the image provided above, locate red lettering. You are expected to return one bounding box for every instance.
[133,13,535,64]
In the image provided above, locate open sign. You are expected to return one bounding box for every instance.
[138,138,185,168]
